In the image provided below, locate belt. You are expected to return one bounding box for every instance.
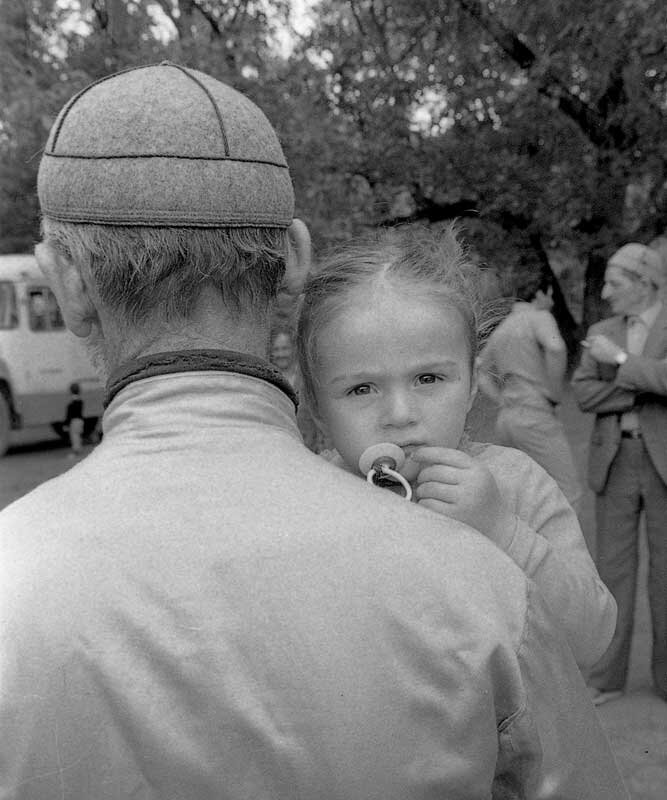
[621,430,642,439]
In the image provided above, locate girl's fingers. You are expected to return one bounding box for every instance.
[415,481,459,503]
[417,498,452,515]
[411,446,472,468]
[416,464,466,485]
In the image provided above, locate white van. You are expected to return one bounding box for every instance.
[0,254,103,455]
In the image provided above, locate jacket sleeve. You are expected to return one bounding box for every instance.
[571,333,636,413]
[615,353,667,396]
[502,581,629,799]
[482,446,617,670]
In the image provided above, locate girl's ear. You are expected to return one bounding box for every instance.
[467,359,480,413]
[35,243,98,338]
[299,395,327,436]
[296,395,332,452]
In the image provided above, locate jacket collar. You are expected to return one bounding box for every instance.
[105,349,298,409]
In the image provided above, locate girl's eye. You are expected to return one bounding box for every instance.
[417,374,440,385]
[349,384,372,396]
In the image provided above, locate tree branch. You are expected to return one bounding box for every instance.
[377,195,479,227]
[454,0,629,150]
[348,1,368,38]
[191,0,222,37]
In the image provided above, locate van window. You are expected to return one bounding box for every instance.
[0,282,18,329]
[28,287,65,331]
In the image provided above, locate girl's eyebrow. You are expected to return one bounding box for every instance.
[414,359,461,372]
[325,360,461,387]
[326,371,378,387]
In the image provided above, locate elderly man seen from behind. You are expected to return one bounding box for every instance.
[0,63,627,799]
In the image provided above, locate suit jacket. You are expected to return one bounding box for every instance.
[571,304,667,493]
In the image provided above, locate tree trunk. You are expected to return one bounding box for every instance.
[529,232,581,367]
[582,251,609,330]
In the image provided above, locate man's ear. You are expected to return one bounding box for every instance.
[35,243,97,338]
[284,218,311,296]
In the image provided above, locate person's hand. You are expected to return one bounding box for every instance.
[411,446,515,550]
[581,334,625,364]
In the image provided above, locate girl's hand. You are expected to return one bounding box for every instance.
[411,446,515,549]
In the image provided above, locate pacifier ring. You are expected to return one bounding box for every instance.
[359,442,413,501]
[366,464,413,501]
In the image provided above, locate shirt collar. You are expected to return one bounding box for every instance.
[628,301,663,329]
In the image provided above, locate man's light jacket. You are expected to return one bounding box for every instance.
[0,371,627,799]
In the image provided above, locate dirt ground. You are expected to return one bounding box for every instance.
[1,392,666,798]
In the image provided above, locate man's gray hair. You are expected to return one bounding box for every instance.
[42,219,288,325]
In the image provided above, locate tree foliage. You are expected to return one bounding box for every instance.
[296,0,666,327]
[1,0,665,329]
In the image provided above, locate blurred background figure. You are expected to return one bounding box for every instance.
[269,323,327,453]
[64,381,84,458]
[572,243,667,707]
[477,272,583,515]
[269,325,298,387]
[650,236,667,301]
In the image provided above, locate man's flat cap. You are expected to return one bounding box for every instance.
[38,62,294,228]
[608,243,664,289]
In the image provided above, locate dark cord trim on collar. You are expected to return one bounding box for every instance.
[105,349,298,410]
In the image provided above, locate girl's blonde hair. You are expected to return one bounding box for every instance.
[297,223,493,413]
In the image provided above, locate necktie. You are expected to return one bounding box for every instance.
[620,316,647,433]
[627,315,648,356]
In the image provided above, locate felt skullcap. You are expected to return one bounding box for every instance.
[608,243,664,289]
[38,62,294,228]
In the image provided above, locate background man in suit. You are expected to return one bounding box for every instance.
[572,242,667,706]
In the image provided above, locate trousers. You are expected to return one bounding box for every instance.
[495,404,583,516]
[589,437,667,699]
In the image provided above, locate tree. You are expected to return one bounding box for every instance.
[0,0,292,252]
[295,0,667,327]
[1,0,665,334]
[0,0,67,251]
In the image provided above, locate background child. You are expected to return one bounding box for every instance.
[65,381,84,457]
[296,224,616,671]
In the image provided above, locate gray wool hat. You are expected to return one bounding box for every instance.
[38,62,294,228]
[608,243,665,289]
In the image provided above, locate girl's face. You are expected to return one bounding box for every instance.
[313,281,477,479]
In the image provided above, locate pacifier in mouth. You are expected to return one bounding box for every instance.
[358,442,413,501]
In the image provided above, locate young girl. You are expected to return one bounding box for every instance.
[296,225,616,671]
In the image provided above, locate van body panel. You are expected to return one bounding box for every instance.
[0,254,103,439]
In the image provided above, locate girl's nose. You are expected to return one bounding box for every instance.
[382,390,417,428]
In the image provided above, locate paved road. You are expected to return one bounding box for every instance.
[469,390,667,800]
[2,395,666,798]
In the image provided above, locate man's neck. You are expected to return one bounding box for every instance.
[114,327,268,371]
[98,293,271,376]
[625,293,661,319]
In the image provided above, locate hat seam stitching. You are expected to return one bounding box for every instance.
[42,153,288,168]
[168,63,230,157]
[40,208,291,222]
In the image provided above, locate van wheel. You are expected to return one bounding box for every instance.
[0,393,10,457]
